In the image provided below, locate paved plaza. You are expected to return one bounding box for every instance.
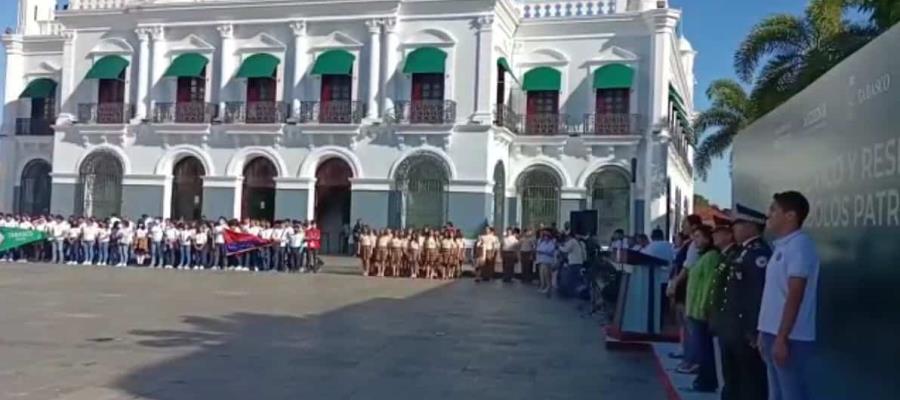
[0,261,667,400]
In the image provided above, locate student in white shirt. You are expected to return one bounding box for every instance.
[270,222,285,272]
[259,221,274,271]
[288,223,305,272]
[66,220,83,265]
[193,225,210,269]
[149,222,165,268]
[117,221,134,267]
[212,220,227,270]
[178,222,194,270]
[16,218,35,262]
[81,220,100,265]
[97,222,111,266]
[51,216,70,264]
[164,222,179,269]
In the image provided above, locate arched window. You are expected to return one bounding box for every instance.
[242,157,277,221]
[171,157,206,221]
[589,169,631,241]
[19,159,52,216]
[76,152,123,218]
[393,153,450,229]
[519,167,561,230]
[493,162,506,231]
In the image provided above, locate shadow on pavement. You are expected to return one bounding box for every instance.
[114,281,666,400]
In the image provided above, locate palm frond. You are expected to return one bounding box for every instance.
[693,127,740,180]
[692,108,743,134]
[734,14,810,83]
[806,0,848,42]
[705,79,750,115]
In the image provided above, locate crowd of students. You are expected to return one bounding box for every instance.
[0,214,323,272]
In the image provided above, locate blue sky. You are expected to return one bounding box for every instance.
[0,0,811,207]
[674,0,808,206]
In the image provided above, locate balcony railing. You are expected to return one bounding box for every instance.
[391,100,457,125]
[15,118,55,136]
[583,113,641,135]
[69,0,127,10]
[494,104,522,133]
[297,101,366,124]
[153,102,218,124]
[78,103,135,124]
[222,101,290,124]
[523,113,578,136]
[518,1,621,19]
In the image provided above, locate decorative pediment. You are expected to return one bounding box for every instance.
[167,34,216,55]
[237,32,286,54]
[519,48,569,67]
[403,29,456,48]
[310,31,363,50]
[88,38,134,56]
[587,45,639,65]
[26,61,61,77]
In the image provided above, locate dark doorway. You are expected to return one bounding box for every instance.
[176,68,207,123]
[315,158,353,255]
[411,73,445,123]
[242,157,277,221]
[320,74,352,123]
[171,157,205,221]
[247,76,278,123]
[19,160,52,216]
[98,70,127,123]
[526,90,560,135]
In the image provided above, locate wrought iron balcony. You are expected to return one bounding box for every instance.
[493,104,522,133]
[152,102,218,124]
[222,101,290,124]
[390,100,457,125]
[523,113,577,136]
[296,101,366,124]
[15,118,55,136]
[78,103,135,124]
[583,113,642,135]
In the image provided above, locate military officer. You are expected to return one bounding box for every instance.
[717,204,772,400]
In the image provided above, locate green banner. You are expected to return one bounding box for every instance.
[0,227,48,252]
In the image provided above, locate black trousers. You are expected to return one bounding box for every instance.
[501,251,517,282]
[520,252,535,282]
[720,339,768,400]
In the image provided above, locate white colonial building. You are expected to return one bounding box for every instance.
[1,0,695,250]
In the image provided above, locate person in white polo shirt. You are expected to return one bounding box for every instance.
[757,191,820,400]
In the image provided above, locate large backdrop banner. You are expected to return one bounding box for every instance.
[0,227,48,253]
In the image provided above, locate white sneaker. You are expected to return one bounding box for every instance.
[165,265,173,269]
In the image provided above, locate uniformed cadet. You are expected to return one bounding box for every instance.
[716,204,771,400]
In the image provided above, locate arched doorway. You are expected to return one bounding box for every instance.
[315,158,353,255]
[589,168,631,241]
[393,153,450,229]
[19,160,52,215]
[493,162,506,231]
[171,157,206,221]
[76,152,123,218]
[519,167,561,230]
[242,157,277,221]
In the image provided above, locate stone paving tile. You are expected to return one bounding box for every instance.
[0,262,667,400]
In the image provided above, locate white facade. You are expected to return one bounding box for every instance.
[1,0,695,242]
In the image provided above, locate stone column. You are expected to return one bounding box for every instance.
[471,15,495,124]
[135,27,152,120]
[289,21,308,116]
[1,35,24,134]
[149,26,166,117]
[58,30,76,123]
[365,19,382,121]
[382,18,400,114]
[217,24,235,112]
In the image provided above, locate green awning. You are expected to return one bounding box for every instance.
[498,57,512,73]
[522,67,561,91]
[163,53,209,78]
[593,64,634,89]
[669,84,685,105]
[85,55,129,80]
[403,47,447,74]
[19,78,57,99]
[311,50,355,75]
[236,53,280,78]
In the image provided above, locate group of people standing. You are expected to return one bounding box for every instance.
[0,214,324,273]
[356,226,466,279]
[667,191,820,400]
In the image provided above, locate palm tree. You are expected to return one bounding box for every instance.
[734,0,869,117]
[692,79,753,180]
[849,0,900,30]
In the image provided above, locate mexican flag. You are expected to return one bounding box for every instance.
[0,227,48,252]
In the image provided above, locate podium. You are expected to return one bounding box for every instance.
[605,249,673,346]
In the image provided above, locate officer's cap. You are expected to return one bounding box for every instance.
[732,203,767,225]
[712,215,733,233]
